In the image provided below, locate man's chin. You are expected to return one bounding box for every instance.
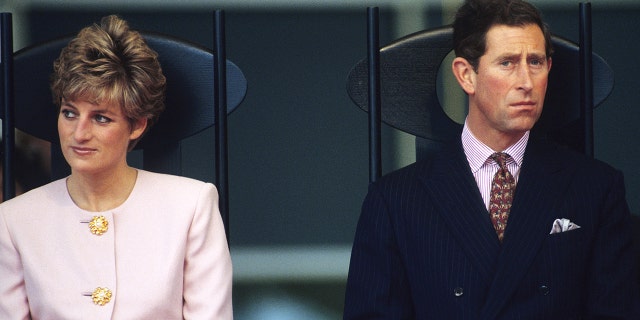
[508,116,540,132]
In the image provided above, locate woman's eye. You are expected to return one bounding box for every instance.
[95,115,112,124]
[61,109,76,119]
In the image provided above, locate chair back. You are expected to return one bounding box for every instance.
[347,4,614,181]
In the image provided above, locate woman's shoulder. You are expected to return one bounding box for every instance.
[129,171,219,213]
[135,170,217,194]
[0,178,68,210]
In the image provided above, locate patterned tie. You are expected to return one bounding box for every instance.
[489,152,516,242]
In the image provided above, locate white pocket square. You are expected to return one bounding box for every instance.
[549,218,581,234]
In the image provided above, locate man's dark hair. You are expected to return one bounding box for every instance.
[452,0,554,71]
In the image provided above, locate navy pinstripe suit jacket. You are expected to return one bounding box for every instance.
[344,137,640,319]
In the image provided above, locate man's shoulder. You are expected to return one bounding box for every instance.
[527,139,623,180]
[373,156,445,192]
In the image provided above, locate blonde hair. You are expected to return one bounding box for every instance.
[51,15,166,150]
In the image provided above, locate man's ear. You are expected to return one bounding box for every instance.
[451,57,476,95]
[547,57,552,72]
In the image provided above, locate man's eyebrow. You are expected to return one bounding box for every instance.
[527,53,548,60]
[492,53,520,63]
[493,52,547,61]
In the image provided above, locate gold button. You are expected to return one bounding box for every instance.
[91,287,112,306]
[88,216,109,235]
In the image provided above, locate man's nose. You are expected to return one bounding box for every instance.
[516,63,534,91]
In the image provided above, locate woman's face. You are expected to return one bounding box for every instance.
[57,99,146,176]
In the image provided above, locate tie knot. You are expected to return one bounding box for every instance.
[490,152,511,169]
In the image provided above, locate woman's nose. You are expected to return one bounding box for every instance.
[74,118,92,141]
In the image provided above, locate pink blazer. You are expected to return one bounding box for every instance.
[0,170,233,319]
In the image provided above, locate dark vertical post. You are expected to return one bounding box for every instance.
[579,2,594,158]
[214,10,230,242]
[1,13,15,201]
[367,7,382,183]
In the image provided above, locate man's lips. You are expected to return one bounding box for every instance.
[510,101,536,107]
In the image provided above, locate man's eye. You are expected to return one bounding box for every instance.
[500,60,512,67]
[530,57,548,68]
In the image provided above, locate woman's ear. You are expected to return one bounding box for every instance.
[451,57,476,95]
[129,117,148,141]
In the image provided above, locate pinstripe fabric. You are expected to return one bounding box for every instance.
[344,137,640,319]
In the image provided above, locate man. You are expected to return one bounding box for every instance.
[343,0,640,318]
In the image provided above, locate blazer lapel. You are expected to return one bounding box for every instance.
[419,143,501,287]
[480,140,575,319]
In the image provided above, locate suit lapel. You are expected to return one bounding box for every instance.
[419,142,501,287]
[480,140,575,319]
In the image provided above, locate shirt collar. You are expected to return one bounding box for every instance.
[461,119,528,173]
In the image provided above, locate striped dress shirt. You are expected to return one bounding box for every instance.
[461,122,528,210]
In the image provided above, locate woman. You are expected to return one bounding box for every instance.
[0,15,233,319]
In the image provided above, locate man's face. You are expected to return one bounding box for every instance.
[462,24,551,149]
